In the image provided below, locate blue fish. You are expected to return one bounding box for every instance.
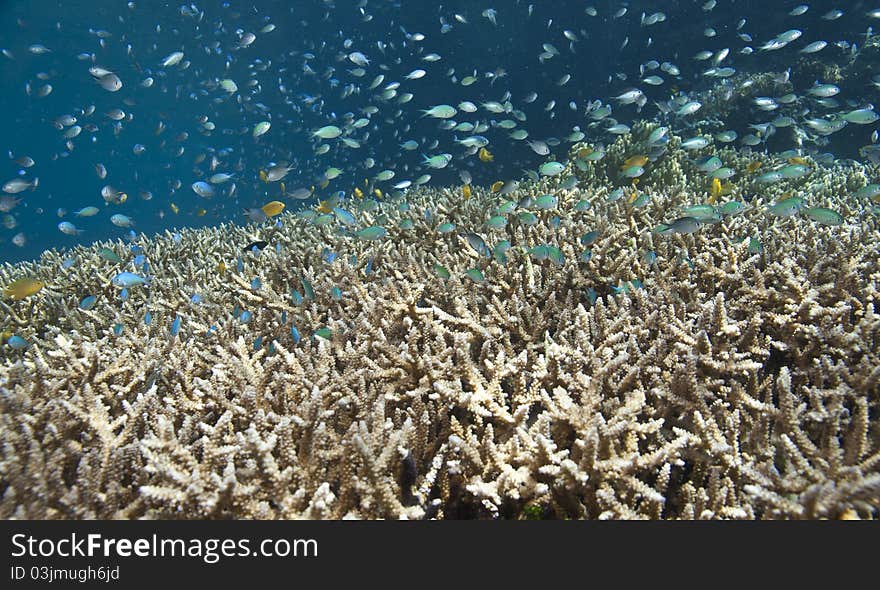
[332,206,357,226]
[113,323,124,336]
[190,293,203,304]
[251,277,262,290]
[170,315,182,337]
[120,288,129,301]
[580,231,600,246]
[6,335,28,350]
[144,311,152,326]
[321,248,338,264]
[365,257,374,276]
[133,254,146,267]
[291,289,304,306]
[62,257,77,269]
[236,256,244,273]
[301,277,315,300]
[586,288,598,305]
[111,272,150,288]
[291,325,301,344]
[330,286,343,301]
[240,310,253,324]
[253,336,263,350]
[280,310,288,324]
[78,295,98,310]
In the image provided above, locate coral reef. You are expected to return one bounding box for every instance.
[1,132,879,519]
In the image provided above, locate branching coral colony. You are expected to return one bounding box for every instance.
[1,125,878,519]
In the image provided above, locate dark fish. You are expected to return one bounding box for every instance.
[244,240,268,253]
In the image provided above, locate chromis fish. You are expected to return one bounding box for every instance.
[433,263,451,280]
[767,197,804,217]
[462,232,491,257]
[802,207,843,226]
[314,327,333,340]
[170,315,182,337]
[97,248,124,263]
[333,207,357,226]
[253,121,271,137]
[437,222,456,233]
[74,206,100,217]
[111,272,150,288]
[653,217,703,235]
[464,268,485,283]
[356,226,387,240]
[539,161,565,176]
[78,295,98,310]
[718,201,746,216]
[494,240,511,264]
[529,245,565,266]
[533,194,558,209]
[6,335,29,350]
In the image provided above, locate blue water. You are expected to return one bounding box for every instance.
[0,0,873,263]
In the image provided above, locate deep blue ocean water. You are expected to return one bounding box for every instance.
[0,0,873,263]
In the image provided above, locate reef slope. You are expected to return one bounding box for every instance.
[2,130,879,519]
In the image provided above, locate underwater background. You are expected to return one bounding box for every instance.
[2,1,880,520]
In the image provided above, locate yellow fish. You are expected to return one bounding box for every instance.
[462,184,472,199]
[3,278,45,301]
[478,147,494,162]
[353,187,364,199]
[1,331,12,344]
[746,161,762,174]
[319,179,330,190]
[117,192,128,204]
[577,147,593,159]
[788,156,809,166]
[490,180,505,193]
[621,154,649,169]
[170,202,179,214]
[196,208,207,217]
[373,188,383,199]
[261,200,285,217]
[709,177,722,204]
[217,261,227,275]
[316,199,334,214]
[279,182,286,194]
[259,170,268,183]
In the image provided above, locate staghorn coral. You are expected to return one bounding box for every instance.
[1,133,879,520]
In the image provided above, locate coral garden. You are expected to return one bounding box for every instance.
[1,127,878,519]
